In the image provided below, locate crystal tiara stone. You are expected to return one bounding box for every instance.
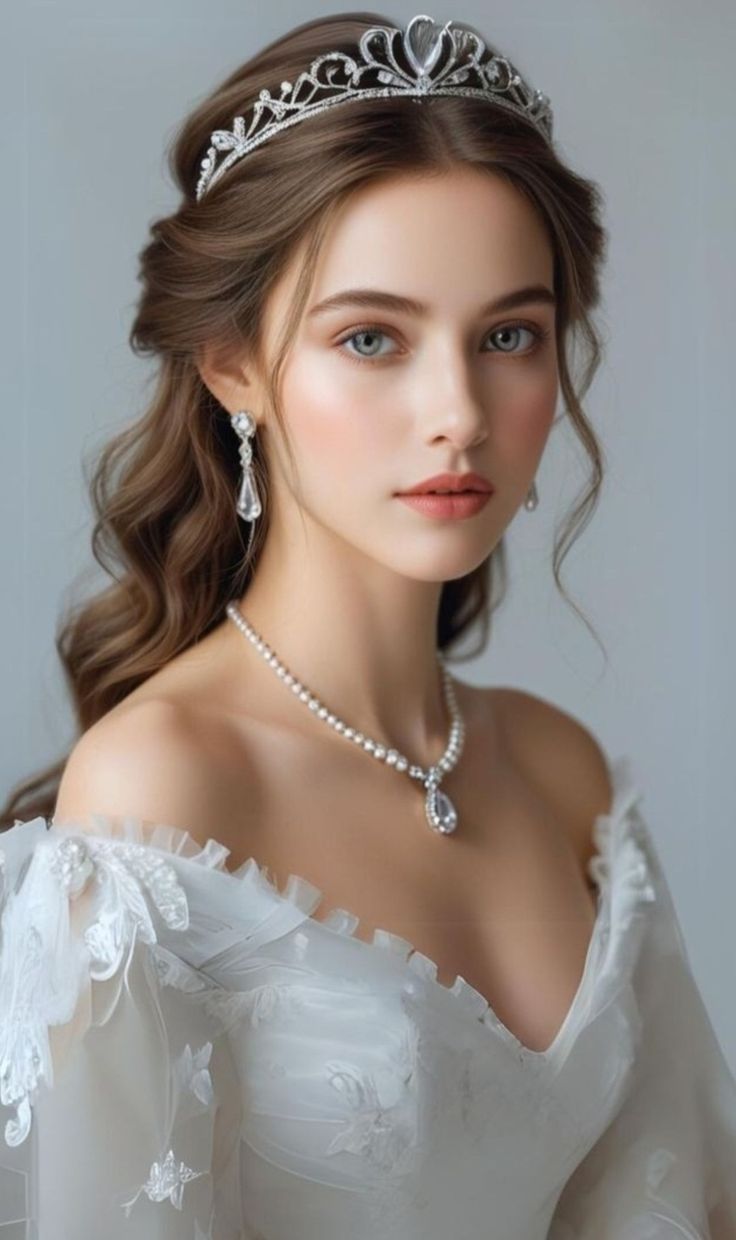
[196,13,554,201]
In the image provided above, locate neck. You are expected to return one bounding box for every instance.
[226,529,454,766]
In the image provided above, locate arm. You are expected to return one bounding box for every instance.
[0,703,252,1237]
[492,688,736,1235]
[548,808,736,1237]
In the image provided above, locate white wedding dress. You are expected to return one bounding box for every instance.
[1,754,735,1239]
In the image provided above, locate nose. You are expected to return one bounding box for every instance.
[418,352,488,450]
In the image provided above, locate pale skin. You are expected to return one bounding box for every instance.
[55,166,613,1054]
[204,165,559,759]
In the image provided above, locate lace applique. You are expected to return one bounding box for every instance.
[1,923,53,1146]
[151,943,211,994]
[48,836,95,897]
[0,833,191,1148]
[72,838,189,980]
[118,1045,213,1217]
[203,982,306,1030]
[120,1148,205,1214]
[0,932,43,1140]
[325,1061,417,1169]
[173,1041,214,1107]
[324,1030,418,1173]
[243,982,307,1027]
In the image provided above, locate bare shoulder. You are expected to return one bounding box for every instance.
[486,685,614,876]
[53,697,256,846]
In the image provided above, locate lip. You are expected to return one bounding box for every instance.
[396,471,494,495]
[396,492,492,520]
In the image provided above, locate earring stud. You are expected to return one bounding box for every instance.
[524,480,539,511]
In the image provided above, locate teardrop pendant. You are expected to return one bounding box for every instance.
[425,783,458,835]
[236,470,262,521]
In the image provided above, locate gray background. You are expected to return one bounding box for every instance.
[2,0,735,1073]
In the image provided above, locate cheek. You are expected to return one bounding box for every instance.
[491,369,558,458]
[280,354,397,488]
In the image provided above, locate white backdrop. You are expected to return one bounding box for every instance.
[1,0,734,1073]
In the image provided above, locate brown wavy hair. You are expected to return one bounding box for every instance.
[1,10,609,830]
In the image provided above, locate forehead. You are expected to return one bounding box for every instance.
[317,169,547,285]
[283,167,554,321]
[259,169,556,360]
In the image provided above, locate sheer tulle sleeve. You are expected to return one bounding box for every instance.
[549,804,736,1239]
[0,812,314,1239]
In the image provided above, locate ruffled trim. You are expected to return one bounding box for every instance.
[47,811,326,922]
[245,754,659,1069]
[587,755,656,903]
[0,754,658,1137]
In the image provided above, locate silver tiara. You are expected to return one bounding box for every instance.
[196,13,553,201]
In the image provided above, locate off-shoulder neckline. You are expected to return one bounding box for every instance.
[21,755,656,1073]
[237,756,655,1069]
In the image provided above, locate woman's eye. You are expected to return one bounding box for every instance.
[337,327,396,362]
[336,322,547,365]
[489,325,543,353]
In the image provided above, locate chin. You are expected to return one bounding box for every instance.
[381,541,494,583]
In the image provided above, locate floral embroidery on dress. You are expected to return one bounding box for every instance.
[325,1062,416,1169]
[120,1148,204,1214]
[204,981,306,1029]
[174,1041,214,1107]
[324,1030,418,1173]
[0,920,45,1146]
[48,836,95,897]
[74,838,189,980]
[0,833,191,1148]
[150,943,210,993]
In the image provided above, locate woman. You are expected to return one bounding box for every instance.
[1,11,734,1238]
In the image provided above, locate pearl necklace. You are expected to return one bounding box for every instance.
[225,601,465,835]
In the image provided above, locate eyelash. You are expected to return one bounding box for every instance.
[335,320,551,366]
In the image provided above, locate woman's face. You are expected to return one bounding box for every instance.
[258,165,559,583]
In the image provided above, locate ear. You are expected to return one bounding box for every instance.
[195,342,264,421]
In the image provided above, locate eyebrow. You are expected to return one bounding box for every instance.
[307,283,557,319]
